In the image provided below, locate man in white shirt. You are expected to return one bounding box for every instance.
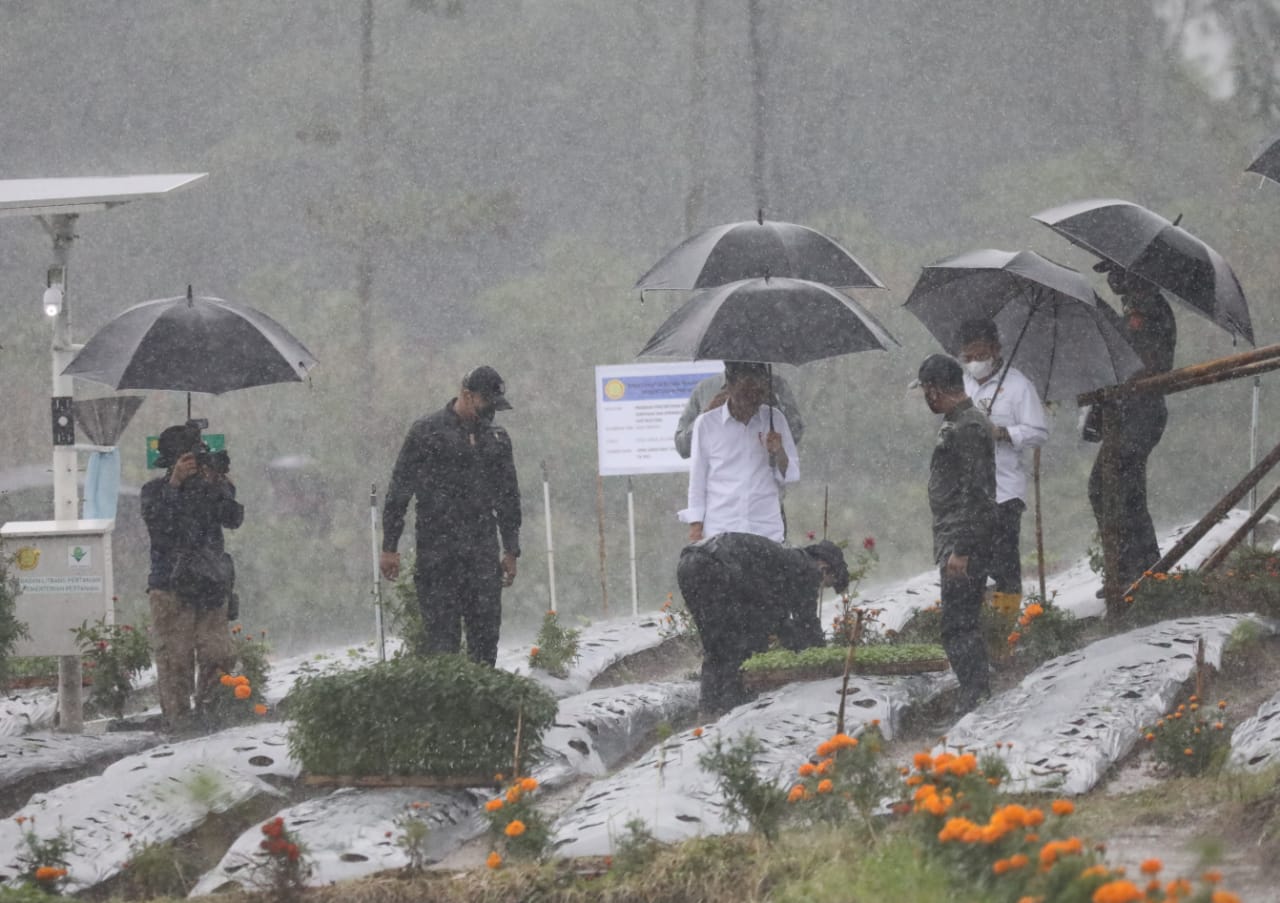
[958,318,1049,612]
[679,360,799,543]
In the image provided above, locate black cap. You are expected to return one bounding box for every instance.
[155,423,202,468]
[909,353,964,390]
[462,365,512,410]
[723,360,769,382]
[1092,258,1117,273]
[805,540,850,594]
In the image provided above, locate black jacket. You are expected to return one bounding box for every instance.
[383,400,521,563]
[141,474,243,592]
[928,399,996,564]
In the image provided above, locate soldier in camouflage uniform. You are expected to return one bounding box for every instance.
[913,354,997,714]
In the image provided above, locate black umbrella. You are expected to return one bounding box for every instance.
[638,276,897,364]
[1246,130,1280,185]
[904,248,1143,403]
[63,286,317,416]
[1032,198,1254,345]
[635,213,886,295]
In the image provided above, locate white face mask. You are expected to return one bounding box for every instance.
[964,358,996,381]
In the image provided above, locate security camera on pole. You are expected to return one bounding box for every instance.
[0,174,207,731]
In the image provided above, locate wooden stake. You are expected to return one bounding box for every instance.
[512,706,524,781]
[1195,638,1205,702]
[1078,342,1280,406]
[822,484,829,540]
[1200,483,1280,573]
[835,607,864,736]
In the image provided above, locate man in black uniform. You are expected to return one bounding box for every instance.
[913,354,996,714]
[1087,261,1177,594]
[380,366,522,666]
[676,533,849,715]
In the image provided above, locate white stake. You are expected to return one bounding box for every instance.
[369,484,385,662]
[627,477,638,616]
[542,460,557,613]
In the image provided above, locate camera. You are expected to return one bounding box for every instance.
[195,443,232,475]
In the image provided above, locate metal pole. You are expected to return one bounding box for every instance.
[369,483,385,661]
[595,474,609,614]
[627,477,639,616]
[45,213,82,732]
[542,461,557,613]
[1034,448,1046,601]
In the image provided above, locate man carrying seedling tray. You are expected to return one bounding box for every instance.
[676,533,849,716]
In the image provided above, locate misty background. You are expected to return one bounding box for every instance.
[1,0,1278,653]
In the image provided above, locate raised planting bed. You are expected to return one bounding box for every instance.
[288,653,557,782]
[741,643,948,691]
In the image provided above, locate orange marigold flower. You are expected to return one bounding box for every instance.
[692,727,704,738]
[1008,853,1028,869]
[520,777,538,792]
[1145,733,1155,742]
[922,794,951,816]
[233,675,250,686]
[1025,808,1045,827]
[993,858,1011,875]
[787,784,806,803]
[219,674,235,686]
[1008,632,1021,644]
[1080,864,1110,879]
[1214,722,1225,730]
[1218,700,1227,709]
[798,763,816,777]
[33,867,66,881]
[529,646,540,656]
[1051,799,1075,816]
[234,684,252,700]
[912,751,933,771]
[1184,748,1194,756]
[1202,870,1222,884]
[815,740,835,758]
[1090,878,1143,903]
[505,787,522,804]
[905,773,924,786]
[1025,603,1044,618]
[504,820,526,837]
[1024,833,1038,843]
[486,851,503,869]
[1139,858,1162,874]
[830,733,858,750]
[1211,891,1242,903]
[1189,695,1198,702]
[816,758,835,775]
[253,703,268,716]
[817,779,834,794]
[485,799,503,812]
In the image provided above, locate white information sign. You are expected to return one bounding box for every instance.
[595,361,724,476]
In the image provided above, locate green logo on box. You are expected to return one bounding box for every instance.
[145,434,225,469]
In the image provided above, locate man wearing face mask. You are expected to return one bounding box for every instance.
[957,319,1049,614]
[1087,261,1176,594]
[912,353,997,714]
[380,366,522,666]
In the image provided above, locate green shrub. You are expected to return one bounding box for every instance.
[528,610,580,678]
[386,553,431,657]
[698,734,788,842]
[73,618,152,719]
[287,654,557,778]
[482,777,552,861]
[0,548,30,686]
[1006,595,1086,667]
[205,626,272,725]
[1141,696,1232,777]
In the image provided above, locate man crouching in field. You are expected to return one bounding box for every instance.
[676,533,849,716]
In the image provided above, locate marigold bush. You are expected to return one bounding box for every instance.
[1142,695,1231,777]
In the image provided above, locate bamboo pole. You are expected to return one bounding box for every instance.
[1199,483,1280,573]
[1034,449,1046,601]
[1156,357,1280,398]
[835,607,864,736]
[1078,343,1280,406]
[1122,435,1280,600]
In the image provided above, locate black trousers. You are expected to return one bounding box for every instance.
[1088,399,1167,588]
[414,551,503,666]
[940,561,989,702]
[988,499,1026,594]
[676,548,773,716]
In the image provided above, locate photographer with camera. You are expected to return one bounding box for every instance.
[141,422,242,732]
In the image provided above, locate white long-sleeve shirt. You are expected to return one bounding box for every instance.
[964,364,1049,504]
[678,403,799,542]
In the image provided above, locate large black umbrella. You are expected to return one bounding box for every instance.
[63,286,317,415]
[904,248,1143,402]
[638,276,898,364]
[635,214,886,295]
[1032,198,1254,345]
[1246,130,1280,185]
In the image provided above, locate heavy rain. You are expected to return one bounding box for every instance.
[0,2,1278,901]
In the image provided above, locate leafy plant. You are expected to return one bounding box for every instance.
[12,815,75,894]
[786,724,895,836]
[205,625,271,726]
[658,592,700,647]
[72,618,152,719]
[698,734,788,842]
[0,548,31,687]
[740,643,946,674]
[287,653,557,778]
[609,817,662,877]
[823,535,879,644]
[395,801,433,872]
[386,553,431,657]
[528,610,580,678]
[249,816,310,901]
[482,776,552,862]
[1005,594,1086,666]
[1142,695,1231,777]
[116,839,200,899]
